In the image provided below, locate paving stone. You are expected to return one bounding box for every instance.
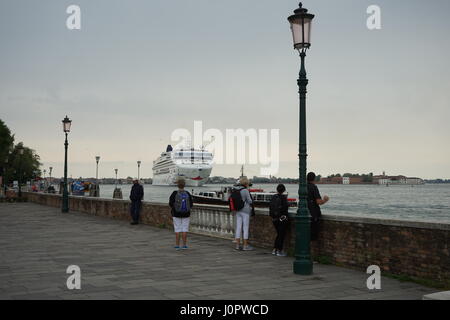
[0,202,437,300]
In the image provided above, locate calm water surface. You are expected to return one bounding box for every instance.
[97,183,450,223]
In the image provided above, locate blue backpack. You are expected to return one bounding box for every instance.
[174,191,190,213]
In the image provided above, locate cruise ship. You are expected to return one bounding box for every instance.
[152,145,213,186]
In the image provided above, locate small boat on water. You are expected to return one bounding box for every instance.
[192,186,298,208]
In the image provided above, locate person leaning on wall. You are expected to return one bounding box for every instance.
[307,172,329,241]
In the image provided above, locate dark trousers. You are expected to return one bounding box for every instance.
[130,200,141,223]
[272,219,289,251]
[310,217,321,241]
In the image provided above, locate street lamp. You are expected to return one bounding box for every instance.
[18,147,24,198]
[137,161,141,181]
[49,167,53,187]
[95,156,100,181]
[33,170,38,191]
[287,2,315,275]
[43,169,47,190]
[114,168,118,189]
[95,156,100,197]
[62,116,72,212]
[4,158,8,196]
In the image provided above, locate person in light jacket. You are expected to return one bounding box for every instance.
[234,177,254,251]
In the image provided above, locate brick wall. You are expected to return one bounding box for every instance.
[24,192,449,287]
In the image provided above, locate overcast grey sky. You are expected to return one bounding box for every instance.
[1,0,449,179]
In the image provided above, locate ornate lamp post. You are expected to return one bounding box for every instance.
[287,2,315,275]
[95,156,100,181]
[95,156,100,197]
[49,167,53,188]
[18,148,24,198]
[4,158,8,196]
[43,169,47,190]
[62,116,72,212]
[137,161,141,181]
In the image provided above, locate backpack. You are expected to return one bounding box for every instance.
[269,194,283,219]
[228,188,245,212]
[174,191,190,214]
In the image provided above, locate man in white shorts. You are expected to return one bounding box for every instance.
[169,178,194,250]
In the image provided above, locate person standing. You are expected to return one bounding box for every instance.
[232,177,254,251]
[169,178,193,250]
[129,179,144,225]
[307,172,329,241]
[269,184,289,256]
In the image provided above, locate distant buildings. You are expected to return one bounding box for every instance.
[317,174,424,185]
[372,175,423,185]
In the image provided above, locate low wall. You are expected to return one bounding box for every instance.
[24,192,449,287]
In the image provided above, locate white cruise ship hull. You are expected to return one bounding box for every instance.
[152,165,212,187]
[152,146,213,187]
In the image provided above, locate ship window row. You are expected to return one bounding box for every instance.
[174,152,212,158]
[155,169,171,174]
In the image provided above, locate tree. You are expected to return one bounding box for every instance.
[1,119,42,186]
[5,143,42,186]
[0,119,14,165]
[343,173,352,177]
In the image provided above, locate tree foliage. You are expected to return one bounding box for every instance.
[1,119,42,185]
[0,119,14,164]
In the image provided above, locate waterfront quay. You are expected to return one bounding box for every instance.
[0,201,440,300]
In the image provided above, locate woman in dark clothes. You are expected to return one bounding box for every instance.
[269,184,290,256]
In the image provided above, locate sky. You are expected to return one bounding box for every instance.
[1,0,449,179]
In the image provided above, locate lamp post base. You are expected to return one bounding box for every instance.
[293,259,313,275]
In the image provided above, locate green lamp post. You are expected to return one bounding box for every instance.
[18,147,24,198]
[288,2,315,275]
[137,161,141,181]
[95,156,100,182]
[62,116,72,212]
[3,158,8,196]
[49,166,53,188]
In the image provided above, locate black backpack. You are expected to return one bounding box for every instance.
[269,194,283,219]
[228,188,245,211]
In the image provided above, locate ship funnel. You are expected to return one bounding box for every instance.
[166,145,173,152]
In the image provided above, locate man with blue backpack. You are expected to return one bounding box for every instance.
[169,178,194,250]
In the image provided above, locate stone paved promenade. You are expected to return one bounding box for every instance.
[0,202,437,300]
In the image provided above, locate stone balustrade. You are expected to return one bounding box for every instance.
[190,204,236,239]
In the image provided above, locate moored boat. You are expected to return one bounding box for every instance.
[192,186,297,208]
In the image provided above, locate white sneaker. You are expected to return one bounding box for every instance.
[276,251,287,257]
[243,245,254,251]
[272,249,278,255]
